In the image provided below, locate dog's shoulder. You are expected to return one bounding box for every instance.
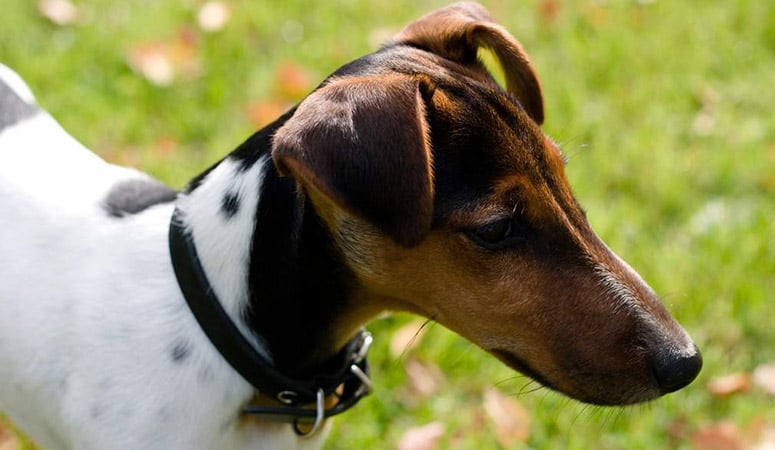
[0,64,38,131]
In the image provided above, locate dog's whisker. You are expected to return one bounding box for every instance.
[397,317,436,362]
[0,2,703,448]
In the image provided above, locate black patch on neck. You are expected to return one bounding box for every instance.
[0,76,37,130]
[245,163,356,376]
[184,107,355,376]
[220,114,355,375]
[103,178,178,218]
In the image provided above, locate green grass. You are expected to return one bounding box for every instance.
[1,0,773,449]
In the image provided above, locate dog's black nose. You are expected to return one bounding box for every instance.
[653,344,703,394]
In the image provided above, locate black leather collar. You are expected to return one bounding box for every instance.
[168,207,372,434]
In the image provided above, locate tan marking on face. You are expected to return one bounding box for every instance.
[281,37,697,405]
[318,127,688,404]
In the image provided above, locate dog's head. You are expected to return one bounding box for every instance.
[271,2,701,405]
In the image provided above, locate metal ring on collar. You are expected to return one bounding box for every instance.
[353,331,373,363]
[292,389,325,437]
[276,390,298,405]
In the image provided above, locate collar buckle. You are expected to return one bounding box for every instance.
[241,329,374,436]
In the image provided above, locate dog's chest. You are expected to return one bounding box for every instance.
[0,67,328,450]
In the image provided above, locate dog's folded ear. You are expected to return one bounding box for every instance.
[272,74,434,247]
[394,1,544,125]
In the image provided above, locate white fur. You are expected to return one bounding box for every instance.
[594,261,648,318]
[175,157,274,362]
[0,65,325,449]
[0,64,36,103]
[594,250,695,356]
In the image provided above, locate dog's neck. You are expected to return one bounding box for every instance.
[176,113,379,376]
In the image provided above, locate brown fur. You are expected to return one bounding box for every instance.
[273,75,435,246]
[269,2,699,405]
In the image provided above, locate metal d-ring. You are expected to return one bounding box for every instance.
[276,390,298,405]
[293,388,325,437]
[354,331,373,363]
[350,364,372,393]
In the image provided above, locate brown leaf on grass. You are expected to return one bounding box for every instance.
[154,136,179,157]
[752,363,775,396]
[397,421,446,450]
[405,357,444,398]
[38,0,79,26]
[0,420,21,450]
[538,0,560,24]
[707,373,751,397]
[126,30,199,87]
[751,424,775,450]
[274,62,313,101]
[690,421,744,450]
[100,146,143,168]
[390,319,428,358]
[483,387,531,447]
[744,416,775,450]
[667,415,690,442]
[247,100,290,128]
[197,1,231,33]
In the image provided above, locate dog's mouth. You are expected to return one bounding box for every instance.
[490,349,560,393]
[490,348,666,406]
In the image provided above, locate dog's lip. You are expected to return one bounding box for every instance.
[490,348,559,392]
[490,348,665,405]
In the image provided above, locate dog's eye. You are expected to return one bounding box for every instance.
[467,218,527,249]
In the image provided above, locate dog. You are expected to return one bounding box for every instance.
[0,3,701,449]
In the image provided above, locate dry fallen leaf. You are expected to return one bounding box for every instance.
[483,387,531,447]
[100,146,143,168]
[247,100,290,128]
[0,420,20,450]
[197,1,231,33]
[38,0,79,26]
[707,373,751,397]
[751,425,775,450]
[691,421,744,450]
[397,421,446,450]
[752,363,775,396]
[154,136,179,157]
[274,62,313,101]
[538,0,560,24]
[404,357,444,398]
[126,30,199,86]
[390,319,428,358]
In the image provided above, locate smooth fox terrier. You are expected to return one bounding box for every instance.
[0,3,701,449]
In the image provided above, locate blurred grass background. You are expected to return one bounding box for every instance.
[1,0,773,449]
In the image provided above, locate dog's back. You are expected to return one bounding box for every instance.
[0,64,325,450]
[0,66,188,449]
[0,64,158,447]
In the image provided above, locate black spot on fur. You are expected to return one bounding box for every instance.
[103,178,177,218]
[221,192,240,218]
[0,76,37,130]
[171,341,191,363]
